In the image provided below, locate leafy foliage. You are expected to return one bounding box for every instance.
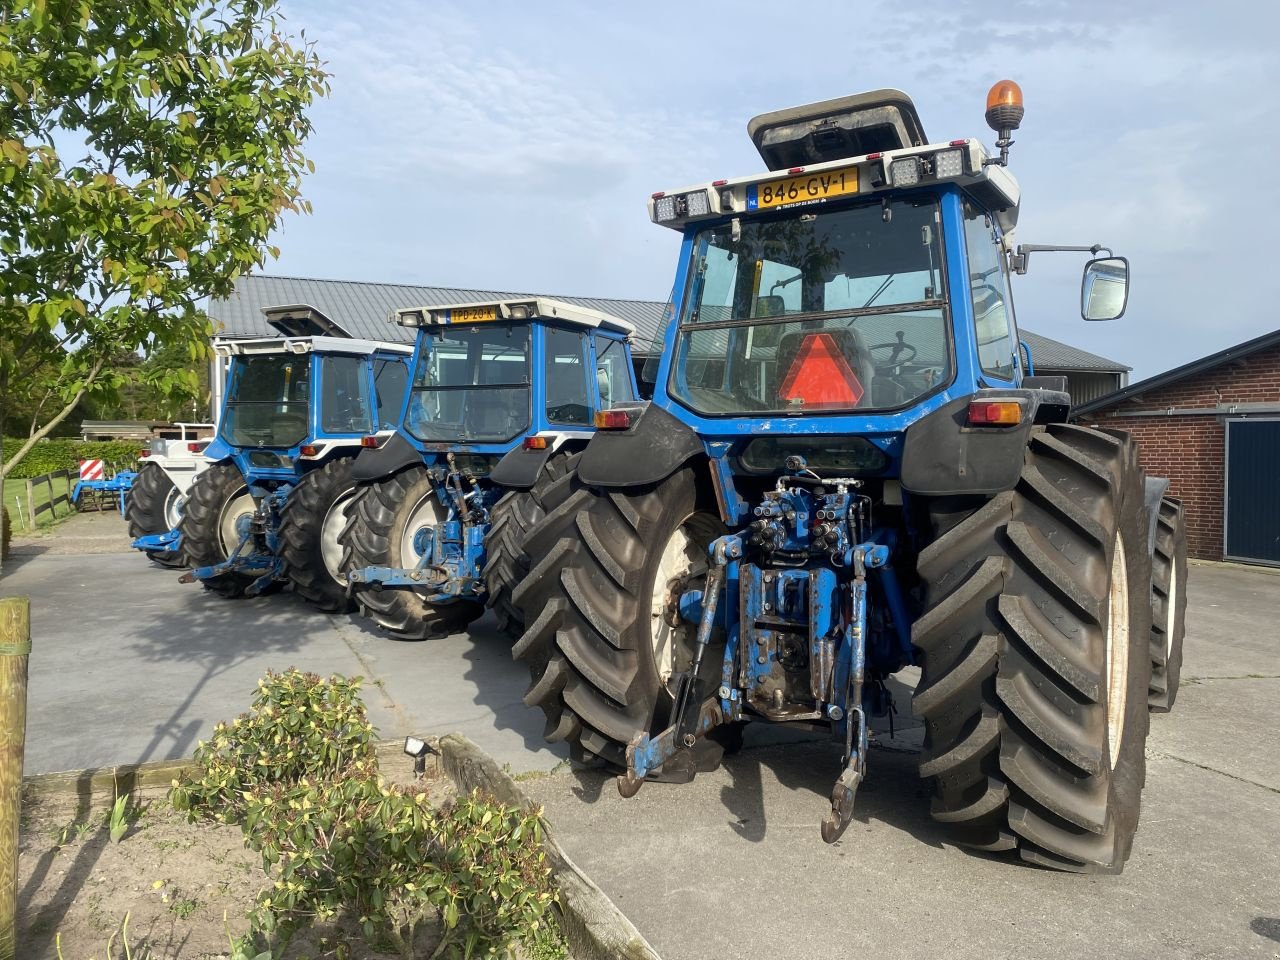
[1,437,143,476]
[0,0,328,476]
[171,669,562,959]
[171,670,377,823]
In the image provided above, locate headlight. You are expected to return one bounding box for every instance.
[890,157,921,187]
[933,148,965,178]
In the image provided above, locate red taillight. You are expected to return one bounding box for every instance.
[360,435,380,448]
[712,179,728,187]
[867,152,882,161]
[787,166,805,175]
[967,400,1022,426]
[594,410,632,430]
[186,441,202,452]
[523,436,548,450]
[778,333,864,408]
[300,444,319,457]
[651,191,666,199]
[139,450,150,458]
[950,139,969,146]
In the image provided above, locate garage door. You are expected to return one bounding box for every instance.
[1225,418,1280,565]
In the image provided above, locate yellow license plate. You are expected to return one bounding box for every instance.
[749,167,859,210]
[449,305,498,323]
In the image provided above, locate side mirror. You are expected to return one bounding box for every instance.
[1081,256,1129,321]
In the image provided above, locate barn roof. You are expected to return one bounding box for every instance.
[1075,328,1280,416]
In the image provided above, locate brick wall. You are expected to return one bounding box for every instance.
[1085,341,1280,560]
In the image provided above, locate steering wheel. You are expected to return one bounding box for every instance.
[547,402,591,424]
[868,331,918,370]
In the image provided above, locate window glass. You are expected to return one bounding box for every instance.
[595,336,636,408]
[320,355,373,435]
[219,354,310,448]
[544,327,590,425]
[406,324,531,443]
[963,204,1017,380]
[372,358,410,430]
[669,198,951,416]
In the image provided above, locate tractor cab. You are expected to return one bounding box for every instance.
[341,298,638,638]
[172,305,412,604]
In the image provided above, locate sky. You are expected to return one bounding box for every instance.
[268,0,1277,383]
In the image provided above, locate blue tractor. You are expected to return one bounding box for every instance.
[508,83,1179,873]
[341,297,639,640]
[177,305,413,609]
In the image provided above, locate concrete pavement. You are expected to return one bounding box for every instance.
[521,561,1280,960]
[1,516,565,775]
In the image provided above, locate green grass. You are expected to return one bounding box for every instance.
[4,473,77,533]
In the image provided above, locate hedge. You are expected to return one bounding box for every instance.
[1,438,145,479]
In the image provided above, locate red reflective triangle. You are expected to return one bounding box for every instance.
[778,332,864,408]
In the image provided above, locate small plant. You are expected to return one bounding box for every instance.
[169,896,201,920]
[171,669,377,822]
[108,793,134,843]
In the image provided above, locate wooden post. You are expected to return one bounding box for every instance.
[0,597,29,960]
[22,481,33,529]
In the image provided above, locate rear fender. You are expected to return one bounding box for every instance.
[577,402,704,487]
[351,431,424,483]
[900,387,1072,496]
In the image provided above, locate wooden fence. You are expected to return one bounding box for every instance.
[22,470,73,527]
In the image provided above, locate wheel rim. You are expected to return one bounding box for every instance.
[1164,561,1179,658]
[647,513,718,696]
[163,487,185,530]
[1104,532,1131,767]
[320,487,358,583]
[217,488,256,557]
[397,491,442,568]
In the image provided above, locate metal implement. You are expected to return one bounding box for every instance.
[180,487,290,595]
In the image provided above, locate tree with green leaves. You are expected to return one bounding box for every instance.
[0,0,328,479]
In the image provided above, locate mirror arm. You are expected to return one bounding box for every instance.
[1011,243,1112,275]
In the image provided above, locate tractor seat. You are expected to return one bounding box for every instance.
[773,327,874,408]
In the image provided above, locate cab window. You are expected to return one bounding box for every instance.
[595,336,635,408]
[544,328,590,425]
[964,204,1017,381]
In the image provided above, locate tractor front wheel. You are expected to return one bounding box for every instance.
[913,424,1152,873]
[278,457,360,614]
[512,465,724,766]
[179,461,258,599]
[125,461,186,568]
[1148,496,1187,711]
[340,465,483,639]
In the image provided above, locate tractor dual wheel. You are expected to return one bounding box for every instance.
[511,465,724,766]
[483,451,584,641]
[340,465,483,640]
[125,461,186,568]
[913,423,1153,874]
[179,461,258,599]
[278,457,360,614]
[1149,496,1187,712]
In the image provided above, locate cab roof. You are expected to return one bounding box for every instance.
[213,335,412,358]
[392,297,636,337]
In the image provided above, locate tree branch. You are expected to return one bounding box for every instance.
[0,355,105,481]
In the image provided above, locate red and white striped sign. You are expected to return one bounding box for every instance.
[79,459,105,481]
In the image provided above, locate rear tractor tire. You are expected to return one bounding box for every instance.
[913,423,1153,873]
[511,465,724,766]
[1148,496,1187,712]
[340,465,483,639]
[125,461,186,568]
[278,457,360,614]
[483,451,583,641]
[179,461,258,599]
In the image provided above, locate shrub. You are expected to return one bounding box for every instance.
[171,668,563,959]
[171,670,376,823]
